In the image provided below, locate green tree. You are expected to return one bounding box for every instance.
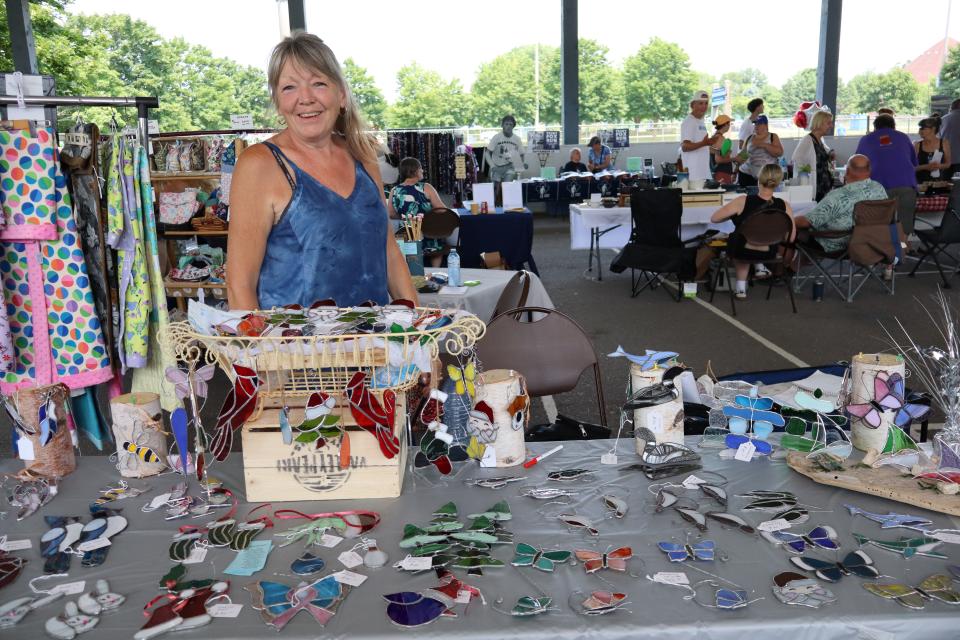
[845,69,923,114]
[342,57,387,128]
[720,68,782,117]
[387,63,471,128]
[939,44,960,96]
[623,38,697,121]
[574,39,625,123]
[779,68,818,116]
[471,44,558,127]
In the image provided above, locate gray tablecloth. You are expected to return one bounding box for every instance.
[2,439,958,639]
[419,268,553,323]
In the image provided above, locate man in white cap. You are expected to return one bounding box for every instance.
[680,89,719,181]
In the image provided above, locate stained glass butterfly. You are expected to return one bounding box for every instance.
[446,362,476,399]
[762,526,839,554]
[789,550,878,582]
[508,596,554,616]
[246,575,348,630]
[657,540,715,562]
[165,364,216,402]
[847,372,930,429]
[714,588,749,610]
[862,574,960,610]
[511,543,572,572]
[574,547,632,573]
[576,590,630,615]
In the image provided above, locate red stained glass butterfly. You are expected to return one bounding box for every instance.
[574,547,632,573]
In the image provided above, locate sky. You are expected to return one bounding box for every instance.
[68,0,959,102]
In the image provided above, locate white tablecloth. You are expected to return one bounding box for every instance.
[569,199,817,250]
[419,268,553,323]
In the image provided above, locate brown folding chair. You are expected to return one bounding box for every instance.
[475,306,607,427]
[491,270,531,319]
[421,207,460,262]
[709,208,797,315]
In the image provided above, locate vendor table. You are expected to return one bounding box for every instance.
[419,267,554,323]
[571,200,817,281]
[455,208,538,275]
[522,172,630,204]
[2,439,957,639]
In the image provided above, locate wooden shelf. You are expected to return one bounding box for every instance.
[151,172,220,181]
[160,229,228,237]
[164,280,227,289]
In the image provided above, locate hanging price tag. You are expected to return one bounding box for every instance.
[652,572,688,585]
[682,474,706,489]
[16,437,35,461]
[181,546,208,564]
[0,539,32,552]
[734,441,756,462]
[230,114,254,129]
[455,590,472,604]
[208,603,243,618]
[757,518,791,532]
[398,555,433,571]
[480,446,497,468]
[338,551,364,568]
[319,534,343,548]
[51,581,86,596]
[600,452,618,465]
[333,570,367,586]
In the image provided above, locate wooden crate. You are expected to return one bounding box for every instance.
[240,393,408,502]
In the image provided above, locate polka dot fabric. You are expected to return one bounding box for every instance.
[1,129,112,392]
[0,128,57,239]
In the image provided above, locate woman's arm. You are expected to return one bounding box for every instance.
[942,139,952,169]
[599,149,612,170]
[386,191,399,219]
[710,196,746,223]
[424,183,445,210]
[362,158,418,303]
[768,134,784,158]
[226,145,277,310]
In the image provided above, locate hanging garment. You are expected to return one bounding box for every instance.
[130,144,180,411]
[0,126,113,392]
[0,300,11,373]
[61,122,116,363]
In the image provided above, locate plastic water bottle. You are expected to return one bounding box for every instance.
[447,249,461,287]
[779,155,788,176]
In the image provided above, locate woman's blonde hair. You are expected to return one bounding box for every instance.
[810,111,832,132]
[267,31,376,164]
[757,163,783,189]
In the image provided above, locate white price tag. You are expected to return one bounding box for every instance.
[364,538,376,548]
[734,441,756,462]
[333,570,367,587]
[147,119,160,135]
[319,534,343,548]
[51,581,86,596]
[230,114,254,129]
[1,539,32,552]
[338,551,363,568]
[208,603,243,618]
[398,555,433,571]
[652,572,689,585]
[181,546,208,564]
[480,445,497,468]
[682,474,706,489]
[16,437,35,461]
[757,518,791,532]
[932,531,960,544]
[600,452,618,465]
[646,413,663,432]
[77,537,112,552]
[455,589,472,604]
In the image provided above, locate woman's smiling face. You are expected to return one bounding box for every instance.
[275,58,345,141]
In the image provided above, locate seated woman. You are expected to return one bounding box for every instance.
[710,164,795,300]
[562,148,588,173]
[226,32,415,310]
[587,136,613,172]
[709,114,737,184]
[387,157,447,266]
[915,117,952,184]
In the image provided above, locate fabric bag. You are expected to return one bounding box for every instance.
[158,190,200,225]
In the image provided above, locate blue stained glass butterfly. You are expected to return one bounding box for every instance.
[657,540,715,562]
[762,526,839,554]
[789,550,878,582]
[511,543,572,572]
[723,394,784,439]
[846,372,930,429]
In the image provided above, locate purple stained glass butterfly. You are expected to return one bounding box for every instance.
[846,372,929,429]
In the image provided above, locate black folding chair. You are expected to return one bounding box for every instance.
[909,188,960,288]
[610,188,715,300]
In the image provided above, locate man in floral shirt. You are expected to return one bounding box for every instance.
[794,154,888,253]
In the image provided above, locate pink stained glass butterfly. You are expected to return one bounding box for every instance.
[846,372,905,429]
[165,364,216,401]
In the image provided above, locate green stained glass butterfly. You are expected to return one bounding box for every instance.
[511,543,572,572]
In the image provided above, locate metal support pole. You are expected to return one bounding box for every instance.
[561,0,579,145]
[288,0,306,32]
[5,0,38,73]
[816,0,842,133]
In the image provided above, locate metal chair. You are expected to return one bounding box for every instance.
[491,270,531,319]
[475,306,607,428]
[909,188,960,288]
[709,207,797,315]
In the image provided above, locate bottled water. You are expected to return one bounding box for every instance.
[447,249,461,287]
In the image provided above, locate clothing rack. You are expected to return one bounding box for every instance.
[0,94,159,144]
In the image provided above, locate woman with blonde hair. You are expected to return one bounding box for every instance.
[791,110,835,201]
[227,31,416,310]
[710,164,795,299]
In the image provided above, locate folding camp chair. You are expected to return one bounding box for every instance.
[908,187,960,288]
[794,198,898,302]
[610,188,715,300]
